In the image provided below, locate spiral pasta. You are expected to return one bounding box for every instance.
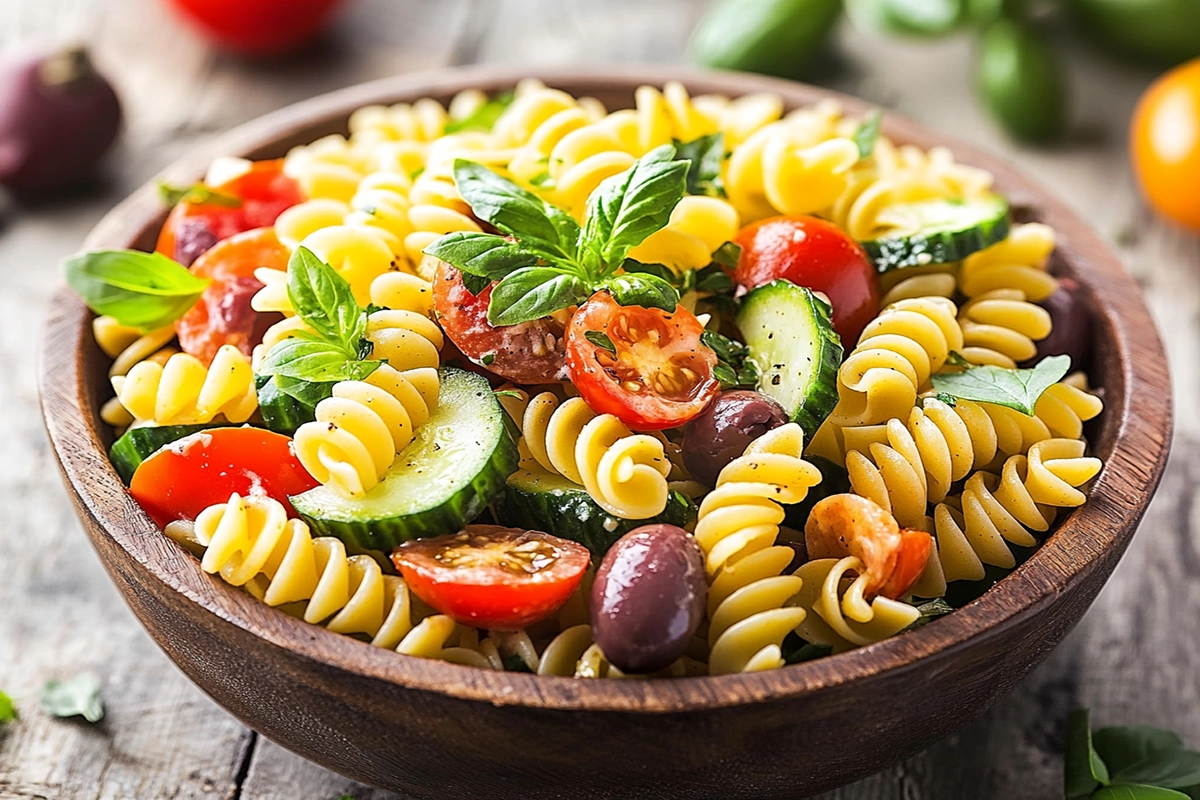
[111,344,257,426]
[694,423,821,675]
[516,392,671,519]
[793,556,921,651]
[959,223,1059,301]
[957,289,1052,368]
[293,364,439,499]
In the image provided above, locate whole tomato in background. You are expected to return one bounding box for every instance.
[165,0,348,55]
[1131,58,1200,232]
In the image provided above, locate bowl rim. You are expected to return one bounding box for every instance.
[40,63,1173,714]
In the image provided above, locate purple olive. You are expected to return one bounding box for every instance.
[590,524,707,674]
[681,390,789,486]
[1035,278,1090,370]
[0,46,122,195]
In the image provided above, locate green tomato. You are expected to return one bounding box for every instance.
[1068,0,1200,67]
[976,20,1068,143]
[688,0,842,80]
[845,0,964,37]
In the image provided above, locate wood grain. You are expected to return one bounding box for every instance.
[1,0,1193,798]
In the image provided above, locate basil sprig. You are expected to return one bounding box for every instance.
[1066,709,1200,799]
[63,249,211,331]
[256,247,380,384]
[674,132,726,198]
[41,673,104,723]
[702,330,760,389]
[444,91,515,135]
[930,354,1070,416]
[425,145,690,326]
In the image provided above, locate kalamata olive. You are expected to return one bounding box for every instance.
[0,46,121,195]
[1034,277,1090,369]
[591,524,707,674]
[681,390,789,485]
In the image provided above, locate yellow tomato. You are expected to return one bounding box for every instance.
[1131,58,1200,231]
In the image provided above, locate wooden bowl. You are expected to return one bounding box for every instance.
[39,66,1172,799]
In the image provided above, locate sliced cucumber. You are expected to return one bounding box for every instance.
[736,280,843,439]
[290,368,519,552]
[861,194,1010,272]
[255,374,332,435]
[497,468,698,557]
[110,422,234,485]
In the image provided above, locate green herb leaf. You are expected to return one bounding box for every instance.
[930,355,1069,415]
[585,330,617,354]
[286,246,365,350]
[493,389,524,400]
[581,145,689,273]
[701,330,758,389]
[781,633,833,664]
[502,653,533,673]
[1110,751,1200,790]
[41,674,104,723]
[621,258,679,285]
[934,392,958,406]
[1093,786,1191,799]
[461,272,491,295]
[901,598,954,631]
[1095,727,1187,782]
[423,231,539,279]
[853,109,884,159]
[712,241,742,270]
[453,160,580,264]
[0,690,16,722]
[274,375,337,409]
[257,339,381,383]
[674,132,727,197]
[63,249,211,331]
[487,267,590,327]
[1066,709,1111,799]
[603,272,681,313]
[944,350,973,368]
[444,91,514,134]
[158,181,242,209]
[695,262,737,293]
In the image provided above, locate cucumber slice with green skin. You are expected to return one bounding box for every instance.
[736,280,843,439]
[110,423,235,485]
[255,374,332,435]
[497,469,698,557]
[861,195,1011,272]
[290,368,519,552]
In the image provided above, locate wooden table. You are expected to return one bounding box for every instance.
[2,1,1196,797]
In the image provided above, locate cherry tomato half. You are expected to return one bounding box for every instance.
[165,0,347,55]
[1131,57,1200,231]
[391,525,591,631]
[156,159,303,266]
[733,215,880,346]
[130,427,319,528]
[877,528,934,600]
[565,292,719,431]
[176,227,287,365]
[432,262,569,384]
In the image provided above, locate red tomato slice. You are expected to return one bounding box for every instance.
[175,227,288,365]
[156,159,303,266]
[166,0,347,55]
[877,529,934,600]
[391,525,591,631]
[130,427,319,529]
[432,262,569,383]
[734,215,880,347]
[565,292,719,431]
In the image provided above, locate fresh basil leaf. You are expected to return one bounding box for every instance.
[274,375,337,408]
[712,241,742,270]
[930,355,1070,415]
[853,109,884,159]
[444,91,514,134]
[585,330,616,354]
[702,330,757,389]
[696,262,736,293]
[712,363,738,387]
[488,267,590,327]
[63,249,211,331]
[158,181,241,209]
[621,258,679,285]
[1095,727,1187,782]
[257,339,380,383]
[423,231,538,279]
[286,246,365,350]
[0,690,16,722]
[453,160,580,264]
[1109,750,1200,790]
[41,674,104,723]
[502,652,533,673]
[674,132,726,197]
[1092,786,1191,800]
[1066,709,1111,799]
[461,272,491,296]
[901,598,954,631]
[581,145,689,273]
[781,633,833,664]
[603,272,681,313]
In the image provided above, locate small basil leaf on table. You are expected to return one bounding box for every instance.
[1107,749,1200,790]
[286,246,365,349]
[1094,726,1190,784]
[603,272,681,312]
[1092,786,1191,799]
[257,339,381,383]
[581,144,690,270]
[674,132,727,197]
[853,109,884,158]
[41,673,104,723]
[1066,709,1111,799]
[422,230,538,279]
[930,354,1070,415]
[0,690,16,722]
[487,268,591,326]
[443,91,514,134]
[63,249,211,331]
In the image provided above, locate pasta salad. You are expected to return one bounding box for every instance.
[64,79,1104,679]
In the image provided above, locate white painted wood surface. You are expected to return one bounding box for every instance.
[1,0,1196,797]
